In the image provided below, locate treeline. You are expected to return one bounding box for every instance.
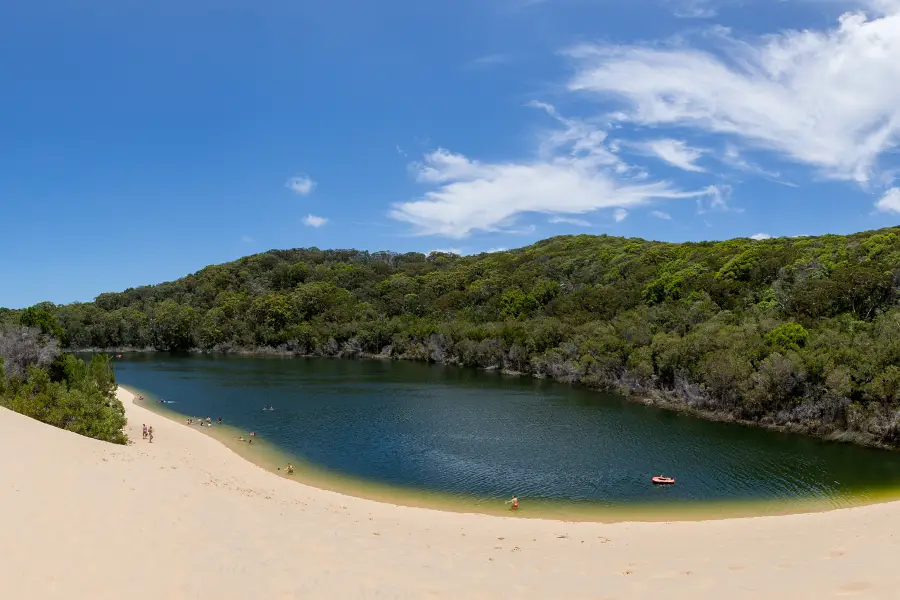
[4,228,900,446]
[0,308,126,444]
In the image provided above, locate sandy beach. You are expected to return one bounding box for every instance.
[1,387,898,599]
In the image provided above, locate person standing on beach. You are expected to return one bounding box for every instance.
[142,424,147,440]
[148,426,154,443]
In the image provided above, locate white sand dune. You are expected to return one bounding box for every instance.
[1,387,898,599]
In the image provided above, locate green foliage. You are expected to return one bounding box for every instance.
[20,305,65,342]
[7,226,900,445]
[765,323,809,352]
[1,326,126,444]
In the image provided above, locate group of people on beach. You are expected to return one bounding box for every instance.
[141,423,154,443]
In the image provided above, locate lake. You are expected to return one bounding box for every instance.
[110,353,900,519]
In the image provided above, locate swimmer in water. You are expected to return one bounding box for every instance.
[238,436,245,442]
[286,464,294,475]
[505,496,519,510]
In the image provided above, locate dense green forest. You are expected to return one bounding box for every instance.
[0,308,127,443]
[4,228,900,447]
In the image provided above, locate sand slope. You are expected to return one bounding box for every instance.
[1,388,898,599]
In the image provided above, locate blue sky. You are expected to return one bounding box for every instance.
[3,0,900,308]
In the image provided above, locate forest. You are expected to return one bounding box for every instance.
[0,308,127,443]
[3,228,900,447]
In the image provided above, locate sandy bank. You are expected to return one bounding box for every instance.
[1,388,898,599]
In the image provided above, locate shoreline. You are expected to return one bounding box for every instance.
[86,348,898,450]
[127,384,900,524]
[4,388,900,597]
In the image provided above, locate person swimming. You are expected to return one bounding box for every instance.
[505,496,519,510]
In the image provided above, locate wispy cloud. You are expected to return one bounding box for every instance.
[651,210,672,220]
[874,187,900,213]
[469,53,511,68]
[565,7,900,184]
[636,139,706,172]
[613,208,628,222]
[287,174,316,196]
[240,234,254,243]
[303,214,328,227]
[750,232,773,240]
[429,248,463,255]
[670,0,717,18]
[549,216,591,226]
[695,184,737,213]
[391,104,714,238]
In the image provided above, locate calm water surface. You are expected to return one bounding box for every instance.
[111,354,900,512]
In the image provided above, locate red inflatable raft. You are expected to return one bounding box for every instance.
[651,476,675,485]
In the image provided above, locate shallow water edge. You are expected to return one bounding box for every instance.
[124,384,900,523]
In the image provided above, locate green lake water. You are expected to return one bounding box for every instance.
[110,353,900,519]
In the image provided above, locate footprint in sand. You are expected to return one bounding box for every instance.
[838,581,873,595]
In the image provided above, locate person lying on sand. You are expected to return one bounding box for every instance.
[505,496,519,510]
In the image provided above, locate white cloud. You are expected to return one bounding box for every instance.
[549,216,591,226]
[670,0,717,19]
[303,214,328,227]
[470,53,511,68]
[614,208,628,222]
[566,7,900,183]
[240,234,254,243]
[391,104,714,238]
[287,175,316,195]
[486,247,508,253]
[695,184,738,213]
[429,248,463,255]
[651,210,672,220]
[750,233,773,240]
[874,187,900,213]
[637,138,706,172]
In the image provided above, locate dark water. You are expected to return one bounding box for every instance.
[110,353,900,509]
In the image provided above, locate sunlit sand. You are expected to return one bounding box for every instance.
[1,387,898,598]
